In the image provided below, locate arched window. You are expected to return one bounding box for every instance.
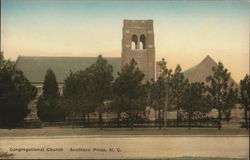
[139,35,146,49]
[131,34,138,50]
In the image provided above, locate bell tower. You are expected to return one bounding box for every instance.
[121,19,155,81]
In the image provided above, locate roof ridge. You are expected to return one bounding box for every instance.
[202,55,218,65]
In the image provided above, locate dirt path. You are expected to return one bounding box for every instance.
[0,136,248,159]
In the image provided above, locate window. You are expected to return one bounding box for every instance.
[139,35,146,49]
[37,86,43,97]
[131,34,138,50]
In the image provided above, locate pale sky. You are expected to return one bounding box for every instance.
[1,0,249,82]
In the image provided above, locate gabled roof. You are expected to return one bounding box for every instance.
[183,55,238,87]
[16,56,121,83]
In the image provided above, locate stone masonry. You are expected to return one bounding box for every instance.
[121,19,156,82]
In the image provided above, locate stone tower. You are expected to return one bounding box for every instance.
[121,19,155,81]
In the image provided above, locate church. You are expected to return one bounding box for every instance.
[16,20,156,96]
[15,19,243,122]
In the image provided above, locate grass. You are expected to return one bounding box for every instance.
[0,127,249,137]
[104,158,248,160]
[55,158,248,160]
[133,158,247,160]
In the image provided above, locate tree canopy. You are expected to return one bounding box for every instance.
[112,59,146,129]
[180,82,211,129]
[0,52,37,127]
[206,62,238,130]
[169,64,188,126]
[240,74,250,129]
[36,69,65,122]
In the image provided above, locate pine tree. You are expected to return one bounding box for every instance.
[206,62,237,130]
[37,69,65,122]
[170,65,188,127]
[0,52,37,127]
[87,55,114,129]
[112,59,146,130]
[180,82,211,129]
[240,74,250,129]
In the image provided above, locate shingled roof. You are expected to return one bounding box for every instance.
[16,56,121,83]
[183,55,238,87]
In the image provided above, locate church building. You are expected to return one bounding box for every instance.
[16,20,156,97]
[15,19,243,122]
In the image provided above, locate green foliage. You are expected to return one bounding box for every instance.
[87,55,114,129]
[112,59,146,129]
[62,55,114,128]
[180,82,212,129]
[222,84,238,122]
[170,64,188,126]
[181,82,210,113]
[37,97,65,122]
[0,52,37,127]
[240,74,250,129]
[206,62,238,129]
[240,74,250,110]
[62,70,94,120]
[43,69,59,100]
[23,120,42,128]
[150,78,167,111]
[170,65,188,107]
[87,55,114,108]
[36,69,65,122]
[0,51,3,62]
[147,59,173,128]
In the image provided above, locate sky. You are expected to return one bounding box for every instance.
[1,0,249,82]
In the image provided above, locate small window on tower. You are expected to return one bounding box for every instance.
[131,34,138,50]
[139,35,146,49]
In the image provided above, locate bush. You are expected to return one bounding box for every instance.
[23,120,42,128]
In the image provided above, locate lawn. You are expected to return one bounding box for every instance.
[0,153,247,160]
[105,158,247,160]
[0,127,249,137]
[86,158,247,160]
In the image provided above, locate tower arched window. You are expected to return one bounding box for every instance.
[139,34,146,49]
[131,34,138,50]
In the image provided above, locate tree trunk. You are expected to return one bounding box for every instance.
[155,109,157,128]
[176,97,180,127]
[162,110,165,128]
[87,113,90,127]
[244,109,249,130]
[130,114,134,130]
[158,109,162,130]
[165,111,168,128]
[83,114,86,121]
[176,107,179,127]
[99,112,103,130]
[164,89,168,128]
[117,112,120,127]
[82,114,86,127]
[218,108,221,130]
[188,112,191,130]
[217,91,221,130]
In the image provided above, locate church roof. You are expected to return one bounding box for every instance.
[16,56,121,83]
[183,55,239,87]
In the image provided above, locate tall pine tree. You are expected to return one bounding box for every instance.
[87,55,114,129]
[37,69,65,122]
[206,62,237,130]
[0,52,37,127]
[240,74,250,129]
[112,59,146,130]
